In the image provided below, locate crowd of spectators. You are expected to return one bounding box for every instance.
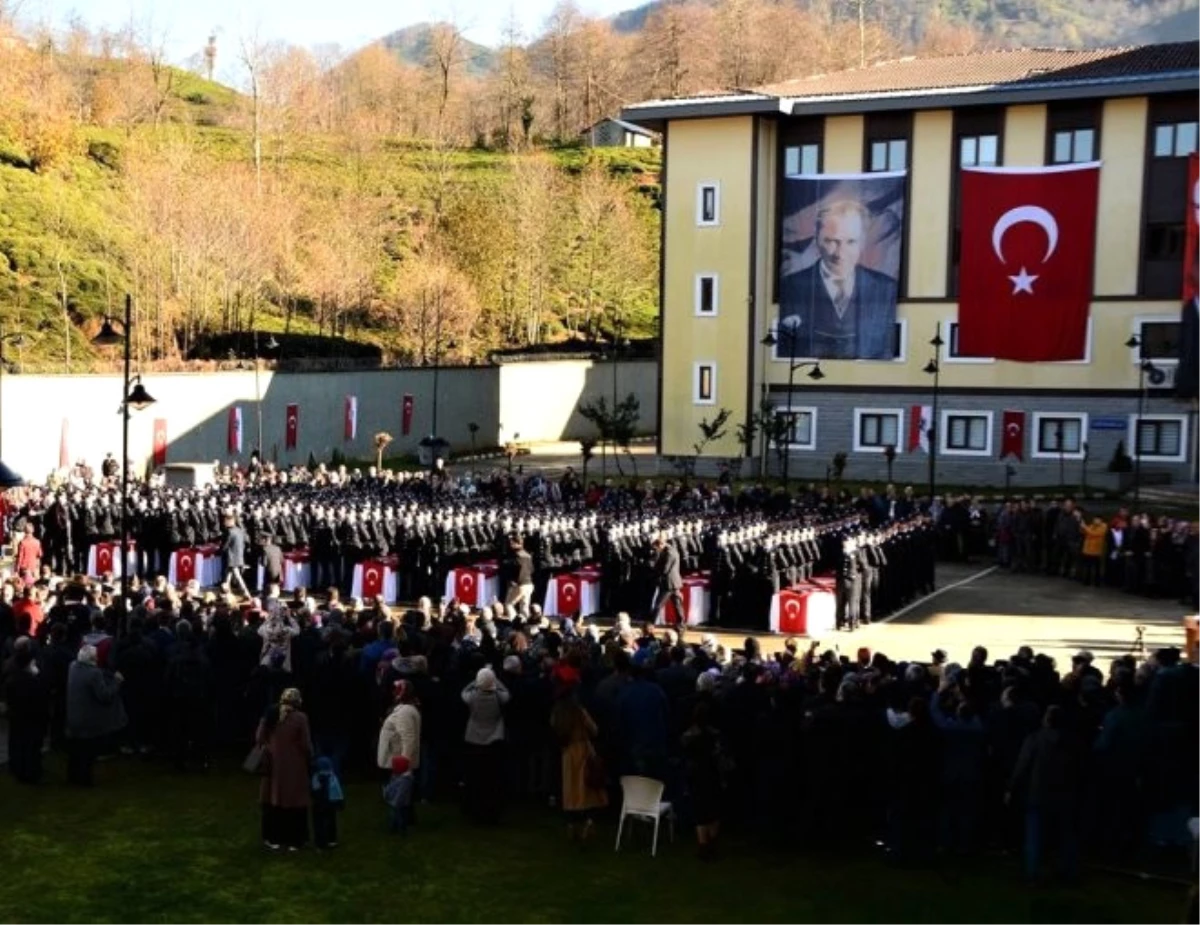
[1,570,1196,884]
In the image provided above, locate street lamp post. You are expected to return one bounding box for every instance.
[923,324,944,505]
[92,294,156,617]
[1124,334,1160,506]
[253,331,279,457]
[760,325,824,490]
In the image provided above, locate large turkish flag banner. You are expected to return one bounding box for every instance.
[1185,152,1199,303]
[152,418,168,466]
[957,163,1099,362]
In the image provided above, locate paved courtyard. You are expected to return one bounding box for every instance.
[683,562,1192,669]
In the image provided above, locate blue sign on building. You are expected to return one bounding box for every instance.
[1090,417,1127,431]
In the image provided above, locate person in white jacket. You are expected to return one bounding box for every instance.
[377,679,421,784]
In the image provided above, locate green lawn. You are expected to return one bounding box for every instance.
[0,755,1186,924]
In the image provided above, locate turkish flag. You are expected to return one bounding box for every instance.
[779,590,808,635]
[285,404,299,450]
[96,543,114,576]
[153,418,168,466]
[176,548,197,584]
[228,407,243,454]
[401,395,414,436]
[455,568,477,605]
[908,404,931,453]
[557,574,581,614]
[1000,410,1025,461]
[344,395,357,442]
[1185,152,1199,303]
[957,163,1099,361]
[361,560,385,600]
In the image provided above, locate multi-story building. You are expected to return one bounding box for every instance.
[622,42,1198,490]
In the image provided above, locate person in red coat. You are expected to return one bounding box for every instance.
[15,524,41,579]
[255,687,313,851]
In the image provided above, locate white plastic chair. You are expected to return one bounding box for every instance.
[1180,815,1200,873]
[614,775,674,856]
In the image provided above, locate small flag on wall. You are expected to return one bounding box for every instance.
[286,403,299,450]
[228,407,243,454]
[401,394,414,436]
[345,395,358,441]
[1001,410,1026,461]
[907,405,932,454]
[152,418,168,466]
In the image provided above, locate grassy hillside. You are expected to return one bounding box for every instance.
[0,70,661,372]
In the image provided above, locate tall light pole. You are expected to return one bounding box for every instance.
[93,294,156,616]
[760,325,824,490]
[1124,334,1160,506]
[923,323,944,505]
[253,331,279,456]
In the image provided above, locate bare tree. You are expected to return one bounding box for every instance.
[425,22,467,139]
[239,25,267,193]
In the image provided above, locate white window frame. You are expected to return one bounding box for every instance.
[1047,317,1094,365]
[939,409,993,457]
[942,319,995,364]
[694,273,718,317]
[772,404,818,451]
[696,181,720,227]
[1129,314,1181,368]
[959,133,1000,168]
[1127,413,1188,463]
[1031,412,1090,460]
[853,407,904,454]
[693,361,716,405]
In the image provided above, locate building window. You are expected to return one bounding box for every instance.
[1052,128,1096,164]
[949,109,1004,296]
[854,409,902,453]
[943,321,994,363]
[869,138,907,172]
[693,362,716,404]
[773,407,817,450]
[1033,413,1088,459]
[941,411,992,456]
[696,182,720,226]
[694,274,718,316]
[959,134,999,167]
[1153,122,1199,158]
[1142,96,1195,297]
[1131,415,1187,462]
[1131,318,1182,361]
[784,143,820,176]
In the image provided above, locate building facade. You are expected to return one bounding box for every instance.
[623,43,1199,489]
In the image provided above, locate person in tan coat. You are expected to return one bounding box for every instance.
[549,666,607,841]
[256,688,313,851]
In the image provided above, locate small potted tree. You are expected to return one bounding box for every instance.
[1107,439,1134,492]
[374,431,394,469]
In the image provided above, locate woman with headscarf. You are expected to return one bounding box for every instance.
[65,644,126,786]
[549,665,607,841]
[255,688,313,851]
[461,666,509,823]
[377,679,422,787]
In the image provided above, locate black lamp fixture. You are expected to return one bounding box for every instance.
[126,376,156,411]
[924,324,944,506]
[92,318,122,347]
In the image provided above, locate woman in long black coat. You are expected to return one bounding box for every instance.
[6,644,50,784]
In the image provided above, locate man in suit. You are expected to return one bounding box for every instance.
[780,199,897,359]
[220,514,250,597]
[649,534,685,628]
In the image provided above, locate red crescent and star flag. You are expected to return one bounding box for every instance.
[344,395,358,442]
[285,403,299,450]
[907,405,932,454]
[1185,152,1199,304]
[957,162,1100,362]
[228,407,243,455]
[1000,410,1026,461]
[152,418,168,466]
[455,569,476,605]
